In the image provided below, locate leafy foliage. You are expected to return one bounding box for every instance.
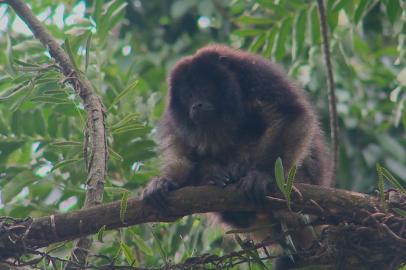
[0,0,405,269]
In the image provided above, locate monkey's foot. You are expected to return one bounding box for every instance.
[142,177,179,210]
[238,170,271,207]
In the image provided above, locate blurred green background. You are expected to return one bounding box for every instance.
[0,0,405,269]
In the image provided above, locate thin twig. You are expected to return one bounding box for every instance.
[316,0,340,184]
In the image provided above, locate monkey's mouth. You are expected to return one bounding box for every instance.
[190,111,216,125]
[189,103,216,125]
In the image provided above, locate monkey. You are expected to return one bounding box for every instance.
[142,44,333,268]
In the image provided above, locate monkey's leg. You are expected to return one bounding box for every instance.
[239,110,316,204]
[256,107,316,176]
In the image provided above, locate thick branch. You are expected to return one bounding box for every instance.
[0,183,394,258]
[5,0,108,267]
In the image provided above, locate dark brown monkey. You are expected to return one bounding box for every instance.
[143,45,332,268]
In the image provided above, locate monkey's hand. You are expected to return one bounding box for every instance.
[203,164,232,187]
[203,162,247,187]
[237,170,272,207]
[142,177,179,210]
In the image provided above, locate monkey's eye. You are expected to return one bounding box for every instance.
[183,91,193,100]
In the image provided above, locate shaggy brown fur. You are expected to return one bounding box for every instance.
[143,45,333,269]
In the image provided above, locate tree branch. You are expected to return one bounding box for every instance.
[1,183,405,268]
[316,0,340,184]
[5,0,108,268]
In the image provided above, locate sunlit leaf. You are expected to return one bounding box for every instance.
[274,157,286,195]
[384,0,401,24]
[97,225,107,242]
[236,16,274,25]
[2,171,36,203]
[120,191,129,223]
[132,233,154,256]
[108,80,139,111]
[309,5,321,44]
[52,158,82,171]
[273,17,292,61]
[120,241,136,266]
[293,9,307,59]
[64,38,80,72]
[85,32,92,72]
[354,0,371,24]
[233,29,264,37]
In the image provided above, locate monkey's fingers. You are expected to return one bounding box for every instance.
[142,177,178,210]
[227,162,248,183]
[238,171,269,208]
[144,191,168,210]
[209,176,228,187]
[207,170,230,187]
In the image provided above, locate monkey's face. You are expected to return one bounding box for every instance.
[168,55,244,130]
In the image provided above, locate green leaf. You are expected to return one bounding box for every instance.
[132,233,154,256]
[150,227,167,261]
[246,249,267,270]
[99,1,128,42]
[120,191,129,223]
[33,110,47,136]
[120,241,136,266]
[286,165,297,195]
[286,165,297,210]
[354,0,370,24]
[11,110,22,136]
[380,166,406,195]
[13,59,40,68]
[109,112,140,129]
[236,16,274,25]
[97,225,106,242]
[393,208,406,217]
[85,32,92,72]
[48,113,58,137]
[52,158,82,171]
[93,0,103,23]
[256,1,288,16]
[273,17,292,60]
[376,163,386,209]
[2,172,36,203]
[384,0,400,24]
[105,187,131,195]
[332,0,351,12]
[263,27,278,58]
[233,29,264,37]
[309,5,321,44]
[0,81,31,101]
[6,34,16,76]
[274,157,286,195]
[108,146,124,161]
[249,33,266,53]
[50,141,82,147]
[108,80,139,111]
[31,96,70,104]
[64,38,80,72]
[111,125,144,134]
[293,9,307,59]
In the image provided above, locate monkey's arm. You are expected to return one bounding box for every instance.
[255,104,316,173]
[142,136,194,209]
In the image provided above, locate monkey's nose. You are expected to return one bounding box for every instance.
[191,103,203,111]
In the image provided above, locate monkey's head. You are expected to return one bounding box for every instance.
[166,48,244,134]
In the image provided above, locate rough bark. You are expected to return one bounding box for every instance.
[1,183,405,269]
[5,0,108,268]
